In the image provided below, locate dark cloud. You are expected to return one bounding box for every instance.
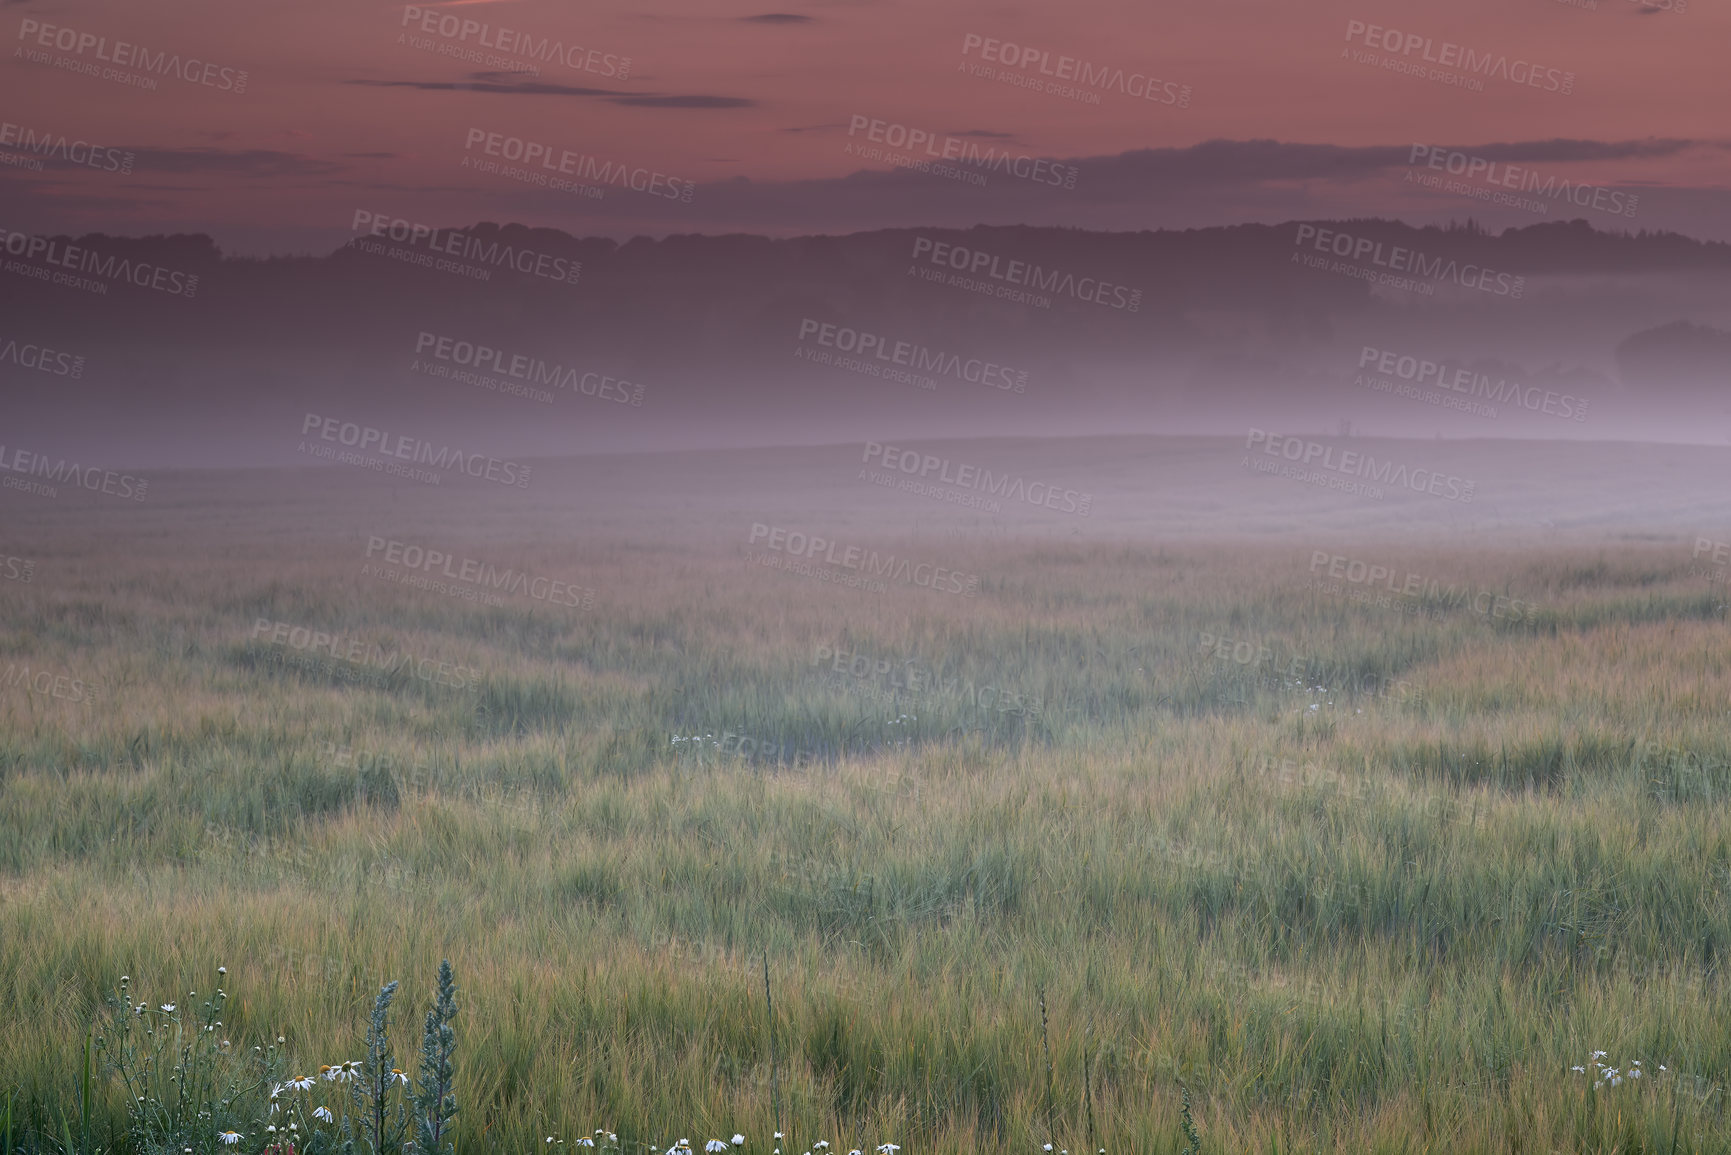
[609,136,1729,241]
[347,78,618,97]
[129,148,348,178]
[345,77,754,108]
[1082,137,1717,187]
[611,94,757,108]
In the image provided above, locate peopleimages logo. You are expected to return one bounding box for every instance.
[413,332,644,406]
[0,442,148,501]
[1690,537,1731,584]
[1293,224,1524,299]
[1407,145,1638,220]
[249,617,482,693]
[398,5,629,79]
[1357,345,1588,422]
[796,319,1028,393]
[1,661,100,704]
[16,18,249,93]
[862,442,1092,516]
[364,536,594,609]
[958,33,1191,108]
[909,237,1141,312]
[1245,429,1476,503]
[0,119,133,174]
[845,115,1079,189]
[0,228,199,298]
[1307,551,1536,622]
[0,334,85,378]
[1342,19,1574,95]
[462,128,695,203]
[298,412,532,488]
[350,211,581,286]
[747,524,981,597]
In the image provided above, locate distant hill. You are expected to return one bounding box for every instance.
[4,217,1729,464]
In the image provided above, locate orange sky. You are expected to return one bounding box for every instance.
[5,0,1729,252]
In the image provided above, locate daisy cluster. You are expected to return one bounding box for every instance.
[558,1134,901,1155]
[1571,1049,1666,1088]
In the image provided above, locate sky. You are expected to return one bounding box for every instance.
[4,0,1730,255]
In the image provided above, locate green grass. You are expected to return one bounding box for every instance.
[2,536,1730,1152]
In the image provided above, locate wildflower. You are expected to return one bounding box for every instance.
[577,1140,596,1149]
[707,1143,729,1154]
[1591,1051,1607,1060]
[219,1131,243,1145]
[1571,1066,1585,1073]
[313,1107,333,1123]
[389,1068,409,1086]
[734,1138,746,1147]
[161,1004,177,1013]
[877,1147,901,1155]
[218,967,227,975]
[290,1075,315,1092]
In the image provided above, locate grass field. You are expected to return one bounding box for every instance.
[4,509,1731,1153]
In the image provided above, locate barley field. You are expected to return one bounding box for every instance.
[3,471,1731,1154]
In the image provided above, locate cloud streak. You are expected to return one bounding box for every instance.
[347,76,755,108]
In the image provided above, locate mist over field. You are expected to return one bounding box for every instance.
[5,1,1731,1153]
